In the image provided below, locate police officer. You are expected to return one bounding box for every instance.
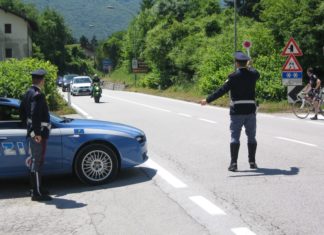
[19,69,52,201]
[200,51,260,172]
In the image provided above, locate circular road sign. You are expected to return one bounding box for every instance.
[243,40,252,49]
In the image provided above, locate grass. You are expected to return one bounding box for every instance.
[103,67,292,113]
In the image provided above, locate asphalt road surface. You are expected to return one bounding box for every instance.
[1,89,323,235]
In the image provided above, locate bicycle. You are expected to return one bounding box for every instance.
[292,89,324,119]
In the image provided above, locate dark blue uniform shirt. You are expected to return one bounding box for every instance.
[206,67,260,115]
[20,85,50,138]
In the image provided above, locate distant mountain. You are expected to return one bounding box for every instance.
[22,0,141,40]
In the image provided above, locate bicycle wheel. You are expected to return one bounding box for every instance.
[292,99,311,119]
[319,100,324,117]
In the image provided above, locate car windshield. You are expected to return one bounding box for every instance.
[74,78,91,83]
[63,74,78,82]
[50,113,73,123]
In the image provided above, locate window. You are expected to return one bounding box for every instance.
[0,105,23,129]
[4,24,11,34]
[5,48,12,58]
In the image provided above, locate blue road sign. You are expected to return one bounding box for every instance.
[282,71,303,79]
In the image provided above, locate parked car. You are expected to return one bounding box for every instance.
[0,97,148,185]
[70,76,92,96]
[62,74,78,92]
[56,76,63,87]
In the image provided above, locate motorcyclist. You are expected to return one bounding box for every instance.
[91,74,101,97]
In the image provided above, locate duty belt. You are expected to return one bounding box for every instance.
[231,100,256,105]
[27,118,51,138]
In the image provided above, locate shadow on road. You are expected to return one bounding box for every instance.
[230,167,299,177]
[0,166,157,209]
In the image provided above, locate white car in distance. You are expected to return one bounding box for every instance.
[70,76,93,96]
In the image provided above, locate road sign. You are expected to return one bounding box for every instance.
[281,37,303,56]
[242,40,252,49]
[287,85,304,103]
[282,55,303,71]
[282,72,303,86]
[132,58,138,69]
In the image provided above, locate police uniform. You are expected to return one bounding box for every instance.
[19,69,52,201]
[205,51,260,171]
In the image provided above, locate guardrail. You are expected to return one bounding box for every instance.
[103,82,126,90]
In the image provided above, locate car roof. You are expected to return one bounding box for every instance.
[73,76,91,79]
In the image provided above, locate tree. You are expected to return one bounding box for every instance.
[140,0,154,11]
[33,8,73,73]
[224,0,261,20]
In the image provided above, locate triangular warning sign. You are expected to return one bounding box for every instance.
[281,37,303,56]
[282,55,303,71]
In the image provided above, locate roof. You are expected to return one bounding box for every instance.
[0,6,38,31]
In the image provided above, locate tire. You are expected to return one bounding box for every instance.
[292,99,311,119]
[74,144,118,185]
[95,96,100,103]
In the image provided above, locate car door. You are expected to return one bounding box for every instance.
[0,104,62,177]
[0,104,30,176]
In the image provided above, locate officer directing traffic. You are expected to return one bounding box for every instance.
[200,51,260,172]
[20,69,52,201]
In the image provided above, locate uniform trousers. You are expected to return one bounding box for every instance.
[230,114,257,144]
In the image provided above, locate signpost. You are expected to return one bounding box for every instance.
[281,37,303,102]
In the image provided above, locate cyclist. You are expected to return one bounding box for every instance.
[303,67,321,120]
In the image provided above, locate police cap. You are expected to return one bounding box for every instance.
[31,68,47,79]
[234,51,250,61]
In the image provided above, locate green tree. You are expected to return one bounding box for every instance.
[33,8,73,73]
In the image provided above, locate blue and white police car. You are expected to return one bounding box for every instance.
[0,97,148,185]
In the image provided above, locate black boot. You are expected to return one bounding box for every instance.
[310,115,318,120]
[248,143,258,169]
[228,143,240,171]
[30,171,52,201]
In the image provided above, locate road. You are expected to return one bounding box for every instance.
[1,89,324,235]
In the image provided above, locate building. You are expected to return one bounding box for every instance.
[0,7,37,61]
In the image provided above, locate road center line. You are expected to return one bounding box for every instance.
[189,196,226,215]
[198,118,217,124]
[144,159,187,188]
[276,136,317,147]
[177,113,192,118]
[103,94,171,113]
[231,227,257,235]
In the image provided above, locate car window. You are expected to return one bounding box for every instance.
[74,78,91,83]
[0,105,23,129]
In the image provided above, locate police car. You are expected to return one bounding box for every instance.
[0,97,148,185]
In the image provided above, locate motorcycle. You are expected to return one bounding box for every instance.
[92,82,102,103]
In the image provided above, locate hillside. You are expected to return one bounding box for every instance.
[22,0,141,40]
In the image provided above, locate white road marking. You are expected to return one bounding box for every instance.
[61,93,93,119]
[306,121,324,126]
[70,103,93,119]
[189,196,226,215]
[198,118,217,124]
[145,159,187,188]
[177,113,192,118]
[231,227,257,235]
[279,117,296,121]
[103,94,172,113]
[276,136,317,147]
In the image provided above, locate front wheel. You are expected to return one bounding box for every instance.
[292,99,311,119]
[74,144,119,185]
[94,96,100,103]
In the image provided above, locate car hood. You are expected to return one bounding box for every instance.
[60,119,145,137]
[72,83,91,87]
